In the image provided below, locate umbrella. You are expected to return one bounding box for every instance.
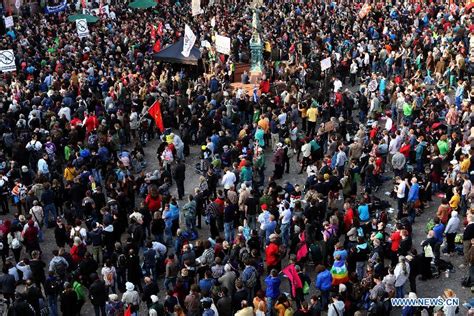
[68,14,99,23]
[128,0,157,9]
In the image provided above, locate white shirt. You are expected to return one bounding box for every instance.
[58,107,71,121]
[26,140,42,151]
[280,208,292,224]
[396,181,407,199]
[301,143,311,158]
[385,117,393,131]
[221,171,236,189]
[334,79,342,92]
[389,138,399,155]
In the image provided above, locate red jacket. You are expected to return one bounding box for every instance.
[265,242,280,266]
[145,194,161,212]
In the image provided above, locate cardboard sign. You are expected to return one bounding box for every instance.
[0,50,16,72]
[76,19,90,38]
[320,57,331,71]
[192,0,202,16]
[4,16,14,28]
[215,34,231,55]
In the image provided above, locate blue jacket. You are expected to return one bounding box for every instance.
[264,275,281,299]
[315,269,332,291]
[358,204,369,221]
[433,223,445,243]
[407,183,419,202]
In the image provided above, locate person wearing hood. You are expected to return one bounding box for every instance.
[105,294,124,315]
[327,295,345,316]
[148,295,164,316]
[315,264,332,309]
[122,281,140,315]
[444,210,460,256]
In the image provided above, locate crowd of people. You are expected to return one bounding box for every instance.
[0,0,473,315]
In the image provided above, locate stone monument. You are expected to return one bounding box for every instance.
[249,3,263,84]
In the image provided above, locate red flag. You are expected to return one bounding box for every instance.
[124,305,131,316]
[150,24,157,40]
[282,263,303,297]
[153,40,161,52]
[148,100,164,132]
[157,22,163,37]
[99,0,104,15]
[81,0,86,9]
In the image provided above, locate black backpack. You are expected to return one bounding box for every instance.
[77,244,87,258]
[117,253,127,269]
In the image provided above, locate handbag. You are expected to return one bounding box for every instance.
[424,244,434,258]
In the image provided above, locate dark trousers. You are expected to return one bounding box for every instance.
[446,233,456,254]
[209,217,219,239]
[176,180,185,199]
[0,195,8,214]
[93,304,106,316]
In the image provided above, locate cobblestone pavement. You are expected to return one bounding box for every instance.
[5,137,473,315]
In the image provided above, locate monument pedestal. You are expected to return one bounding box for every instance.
[249,70,262,84]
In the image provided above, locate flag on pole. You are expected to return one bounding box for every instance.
[150,24,157,40]
[157,22,163,37]
[124,305,131,316]
[153,39,161,52]
[99,0,104,15]
[81,0,86,9]
[148,100,164,132]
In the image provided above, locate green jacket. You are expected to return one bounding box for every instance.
[73,281,86,301]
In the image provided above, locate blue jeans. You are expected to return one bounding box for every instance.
[224,222,234,243]
[356,261,366,280]
[280,223,290,246]
[48,295,58,316]
[185,216,196,232]
[396,285,405,298]
[266,297,275,316]
[164,277,176,291]
[247,215,257,231]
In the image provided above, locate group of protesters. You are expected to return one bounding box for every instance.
[0,0,473,315]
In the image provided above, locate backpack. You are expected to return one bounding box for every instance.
[243,266,257,288]
[53,261,67,277]
[77,243,87,257]
[104,269,114,286]
[117,253,127,269]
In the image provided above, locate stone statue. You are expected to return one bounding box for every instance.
[249,7,263,75]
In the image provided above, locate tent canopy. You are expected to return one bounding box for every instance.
[128,0,157,9]
[68,14,99,23]
[153,38,201,66]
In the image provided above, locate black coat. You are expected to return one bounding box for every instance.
[60,290,78,315]
[142,282,159,306]
[89,280,107,306]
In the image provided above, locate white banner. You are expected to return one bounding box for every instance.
[201,40,211,48]
[0,50,16,72]
[15,0,21,9]
[83,5,110,17]
[320,57,331,71]
[4,16,14,28]
[192,0,202,16]
[215,34,231,55]
[76,19,90,38]
[210,17,216,28]
[182,24,196,58]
